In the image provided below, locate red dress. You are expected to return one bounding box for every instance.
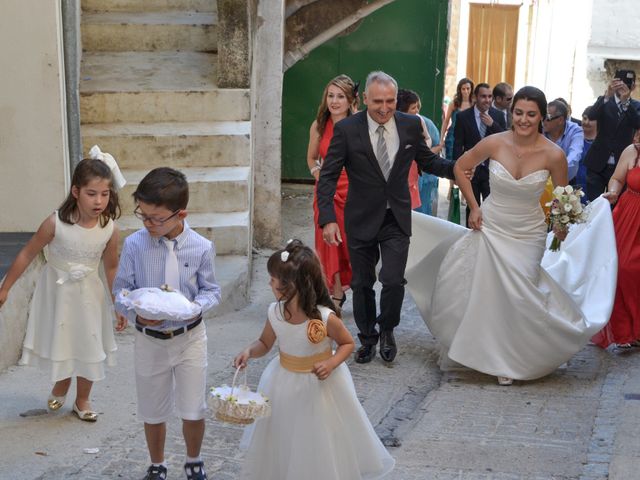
[593,160,640,348]
[313,119,352,291]
[408,163,422,209]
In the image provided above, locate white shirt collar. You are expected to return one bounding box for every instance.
[367,111,397,135]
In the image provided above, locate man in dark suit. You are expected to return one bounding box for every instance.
[453,83,506,221]
[584,71,640,201]
[317,71,456,364]
[492,82,513,128]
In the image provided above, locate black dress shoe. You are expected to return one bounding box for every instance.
[379,330,397,362]
[355,344,376,363]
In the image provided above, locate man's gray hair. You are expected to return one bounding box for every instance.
[548,99,568,119]
[365,71,398,93]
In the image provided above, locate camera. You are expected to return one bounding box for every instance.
[615,69,636,89]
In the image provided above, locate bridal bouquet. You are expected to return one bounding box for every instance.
[546,185,586,251]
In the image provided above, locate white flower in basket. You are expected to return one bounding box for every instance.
[209,367,270,425]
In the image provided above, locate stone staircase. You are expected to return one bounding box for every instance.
[79,0,251,314]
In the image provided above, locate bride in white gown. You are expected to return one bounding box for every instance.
[406,86,617,384]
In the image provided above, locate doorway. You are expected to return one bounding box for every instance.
[466,3,519,86]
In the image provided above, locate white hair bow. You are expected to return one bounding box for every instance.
[88,145,127,190]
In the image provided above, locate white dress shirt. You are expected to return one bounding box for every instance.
[367,112,399,170]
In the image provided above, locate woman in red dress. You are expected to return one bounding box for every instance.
[593,143,640,348]
[307,75,358,309]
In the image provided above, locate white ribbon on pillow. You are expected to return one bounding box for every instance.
[88,145,127,190]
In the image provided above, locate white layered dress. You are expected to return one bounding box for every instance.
[20,213,117,381]
[239,301,395,480]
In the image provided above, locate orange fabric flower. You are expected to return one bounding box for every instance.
[307,319,327,344]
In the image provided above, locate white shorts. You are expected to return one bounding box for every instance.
[134,322,208,423]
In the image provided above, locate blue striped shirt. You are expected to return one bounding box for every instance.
[113,222,221,330]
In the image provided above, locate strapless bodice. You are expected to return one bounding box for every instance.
[481,160,550,239]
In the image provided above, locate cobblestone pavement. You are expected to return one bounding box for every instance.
[2,186,640,479]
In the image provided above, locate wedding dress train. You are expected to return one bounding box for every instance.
[406,160,617,380]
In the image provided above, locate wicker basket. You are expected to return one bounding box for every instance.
[209,367,270,425]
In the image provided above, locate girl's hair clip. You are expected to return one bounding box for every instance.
[286,239,293,244]
[281,251,290,262]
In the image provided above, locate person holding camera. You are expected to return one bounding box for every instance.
[583,69,640,201]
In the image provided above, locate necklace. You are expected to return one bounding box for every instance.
[512,143,528,159]
[511,137,537,159]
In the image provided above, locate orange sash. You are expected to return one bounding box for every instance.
[279,349,332,373]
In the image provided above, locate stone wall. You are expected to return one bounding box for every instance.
[216,0,250,88]
[0,0,69,232]
[442,0,461,106]
[250,0,285,247]
[586,0,640,102]
[284,0,365,54]
[0,256,45,373]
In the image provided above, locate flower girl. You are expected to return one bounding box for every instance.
[0,158,126,421]
[233,240,394,479]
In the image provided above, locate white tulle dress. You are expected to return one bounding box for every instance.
[20,213,117,382]
[239,301,395,480]
[406,159,618,380]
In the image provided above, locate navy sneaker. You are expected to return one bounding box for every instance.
[142,465,167,480]
[184,461,208,480]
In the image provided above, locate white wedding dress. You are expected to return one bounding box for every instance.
[406,159,618,380]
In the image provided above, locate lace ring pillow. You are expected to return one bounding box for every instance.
[117,286,201,321]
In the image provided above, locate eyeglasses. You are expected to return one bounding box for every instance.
[544,114,563,122]
[134,206,181,226]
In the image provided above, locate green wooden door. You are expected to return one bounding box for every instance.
[282,0,449,180]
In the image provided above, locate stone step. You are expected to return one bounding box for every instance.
[81,89,250,123]
[82,11,217,52]
[119,166,250,214]
[82,0,215,13]
[118,211,249,256]
[82,121,250,169]
[80,52,249,123]
[209,254,250,316]
[81,52,217,91]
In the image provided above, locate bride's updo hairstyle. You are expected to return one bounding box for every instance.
[267,239,339,321]
[511,86,547,133]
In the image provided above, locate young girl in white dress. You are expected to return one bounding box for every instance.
[233,240,395,480]
[0,158,127,421]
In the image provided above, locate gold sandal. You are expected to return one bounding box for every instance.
[47,394,66,411]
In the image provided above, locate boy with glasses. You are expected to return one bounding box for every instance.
[113,167,221,480]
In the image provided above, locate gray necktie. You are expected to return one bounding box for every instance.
[376,125,392,180]
[162,238,180,291]
[478,117,487,138]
